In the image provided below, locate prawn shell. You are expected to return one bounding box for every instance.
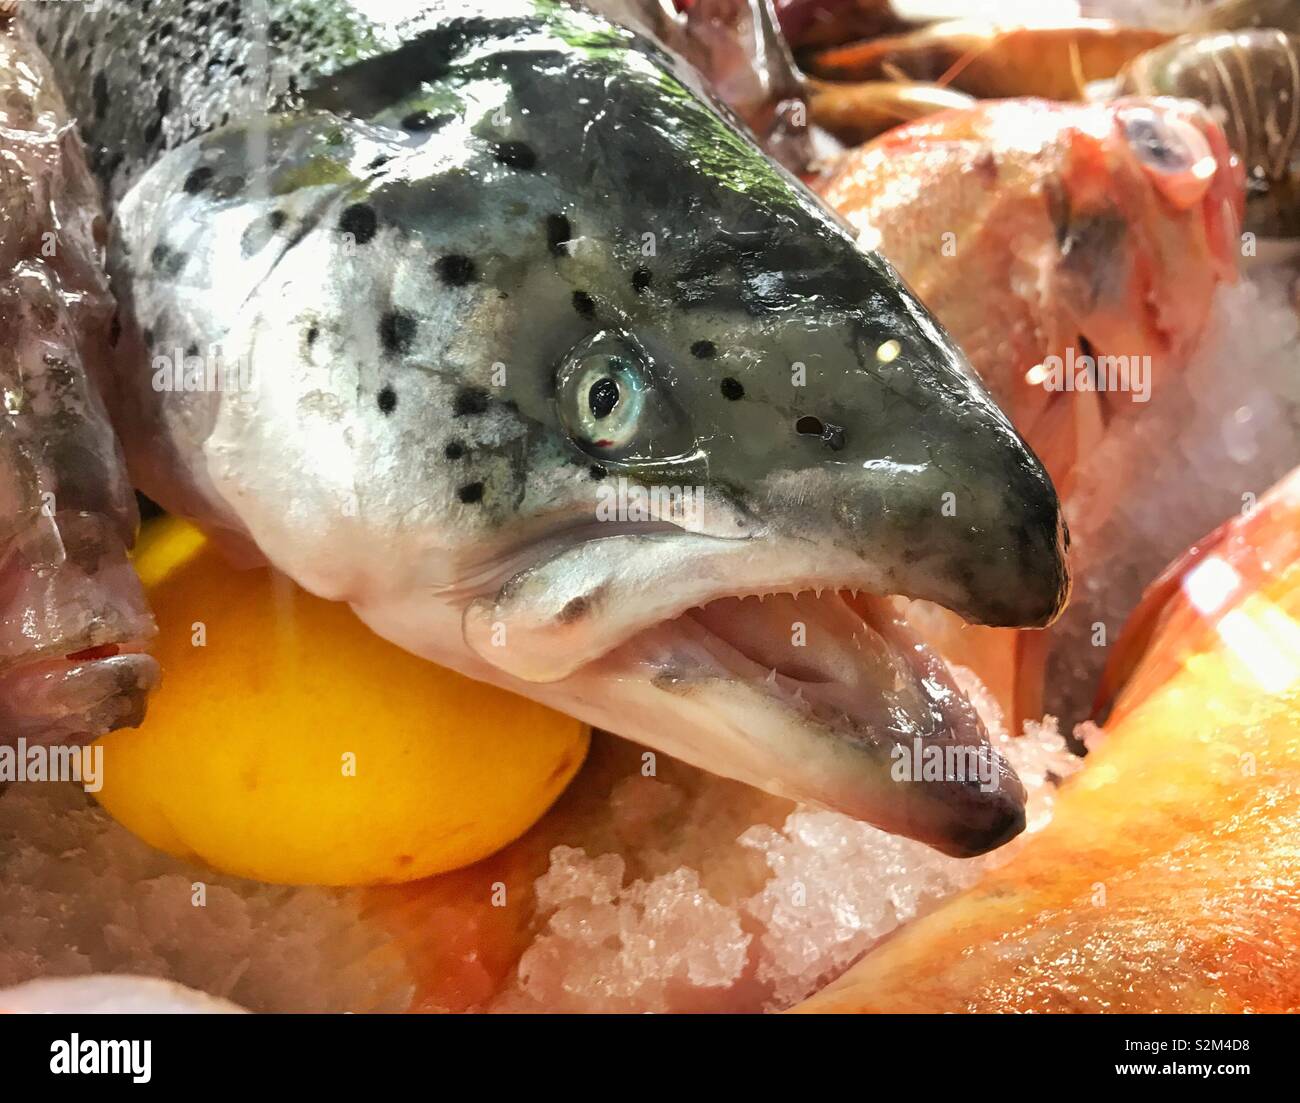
[808,79,975,145]
[809,19,1171,100]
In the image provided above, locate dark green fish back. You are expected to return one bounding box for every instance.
[23,0,555,203]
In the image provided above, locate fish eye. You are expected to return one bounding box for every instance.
[1121,108,1189,173]
[567,352,645,452]
[1118,105,1217,209]
[557,330,685,461]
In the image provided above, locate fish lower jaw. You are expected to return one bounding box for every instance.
[0,642,160,746]
[584,585,1027,857]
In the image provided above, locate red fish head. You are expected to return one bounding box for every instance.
[1048,97,1245,380]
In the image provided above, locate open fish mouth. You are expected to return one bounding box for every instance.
[461,533,1027,859]
[0,645,159,746]
[615,586,1023,859]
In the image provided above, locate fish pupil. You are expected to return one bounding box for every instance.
[588,377,620,420]
[1123,115,1182,171]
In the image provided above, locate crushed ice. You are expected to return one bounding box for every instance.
[498,666,1082,1012]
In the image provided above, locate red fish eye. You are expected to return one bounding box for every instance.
[1117,106,1218,210]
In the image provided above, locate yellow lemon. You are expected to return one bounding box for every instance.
[93,517,588,886]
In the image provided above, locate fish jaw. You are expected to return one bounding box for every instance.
[0,511,159,745]
[357,577,1027,859]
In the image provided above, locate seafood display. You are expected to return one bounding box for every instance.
[0,15,157,746]
[27,0,1071,857]
[808,77,974,144]
[1195,0,1300,34]
[0,0,1298,1027]
[817,97,1242,501]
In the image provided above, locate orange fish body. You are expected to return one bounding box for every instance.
[796,469,1300,1014]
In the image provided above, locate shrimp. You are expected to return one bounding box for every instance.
[810,18,1171,99]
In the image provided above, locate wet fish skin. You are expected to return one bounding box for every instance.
[27,1,1069,853]
[0,17,158,746]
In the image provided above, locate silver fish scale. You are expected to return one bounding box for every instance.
[24,0,513,204]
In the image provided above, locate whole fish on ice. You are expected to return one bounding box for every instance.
[27,0,1070,856]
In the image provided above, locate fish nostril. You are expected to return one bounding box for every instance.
[795,416,847,451]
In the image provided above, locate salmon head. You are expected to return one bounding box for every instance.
[27,0,1072,856]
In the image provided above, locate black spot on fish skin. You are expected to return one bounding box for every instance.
[558,596,590,624]
[437,255,477,286]
[92,71,108,120]
[142,327,154,348]
[588,465,607,481]
[401,110,454,132]
[572,290,595,319]
[632,267,652,293]
[150,243,186,278]
[493,141,537,170]
[546,214,572,257]
[338,203,377,245]
[377,386,398,415]
[457,482,485,504]
[306,324,319,349]
[720,377,744,400]
[183,166,215,194]
[691,340,717,359]
[444,440,467,460]
[454,387,490,417]
[378,311,417,356]
[796,415,846,450]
